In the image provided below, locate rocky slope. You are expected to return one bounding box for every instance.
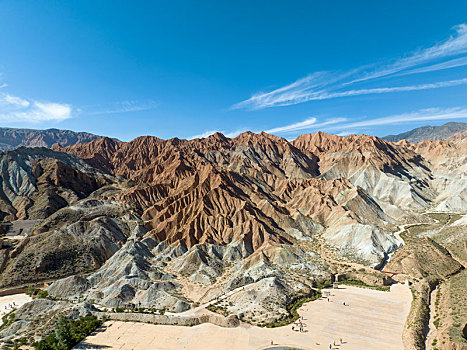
[0,127,107,152]
[401,137,467,212]
[0,147,110,221]
[383,122,467,143]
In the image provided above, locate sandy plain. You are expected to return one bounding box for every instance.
[76,284,411,350]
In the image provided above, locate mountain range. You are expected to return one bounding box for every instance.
[0,127,108,152]
[0,125,465,350]
[383,121,467,143]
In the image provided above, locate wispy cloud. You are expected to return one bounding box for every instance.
[265,117,346,134]
[189,128,248,140]
[80,100,158,116]
[0,93,72,123]
[233,24,467,110]
[334,107,467,129]
[261,107,467,137]
[189,129,221,139]
[393,56,467,77]
[336,131,357,136]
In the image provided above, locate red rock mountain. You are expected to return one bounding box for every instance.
[53,131,434,259]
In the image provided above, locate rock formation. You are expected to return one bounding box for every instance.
[0,129,465,346]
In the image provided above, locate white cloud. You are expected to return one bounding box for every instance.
[233,24,467,110]
[261,107,467,137]
[265,117,346,134]
[336,131,357,136]
[265,117,317,133]
[336,107,467,129]
[394,56,467,77]
[189,129,221,139]
[189,128,248,140]
[3,93,30,107]
[315,78,467,100]
[224,128,248,138]
[350,24,467,83]
[0,93,72,123]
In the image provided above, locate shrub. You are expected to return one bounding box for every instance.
[36,290,48,299]
[33,315,103,350]
[26,285,37,296]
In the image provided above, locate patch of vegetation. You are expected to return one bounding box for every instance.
[37,289,49,298]
[447,270,467,344]
[260,290,321,328]
[314,280,331,289]
[405,282,432,349]
[338,279,390,291]
[207,302,229,316]
[0,311,16,331]
[33,315,103,350]
[26,285,38,296]
[407,224,432,236]
[425,212,462,225]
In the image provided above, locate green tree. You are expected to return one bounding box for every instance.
[26,285,36,296]
[55,316,72,349]
[36,290,48,298]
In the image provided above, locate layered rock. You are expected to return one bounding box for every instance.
[0,200,132,288]
[292,132,434,210]
[0,147,110,221]
[56,132,403,265]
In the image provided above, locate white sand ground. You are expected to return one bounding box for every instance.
[76,284,411,350]
[0,293,32,324]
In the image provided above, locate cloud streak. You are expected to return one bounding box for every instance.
[261,107,467,137]
[265,117,346,134]
[233,24,467,110]
[0,93,72,123]
[81,100,158,115]
[334,107,467,129]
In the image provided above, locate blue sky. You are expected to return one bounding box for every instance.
[1,1,467,141]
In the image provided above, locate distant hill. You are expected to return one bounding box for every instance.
[0,127,109,152]
[383,122,467,143]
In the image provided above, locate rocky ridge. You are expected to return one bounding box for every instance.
[0,127,107,152]
[383,121,467,143]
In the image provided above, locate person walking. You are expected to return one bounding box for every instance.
[329,344,332,349]
[340,338,342,344]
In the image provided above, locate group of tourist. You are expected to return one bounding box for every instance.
[329,338,344,348]
[291,315,306,332]
[3,301,16,311]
